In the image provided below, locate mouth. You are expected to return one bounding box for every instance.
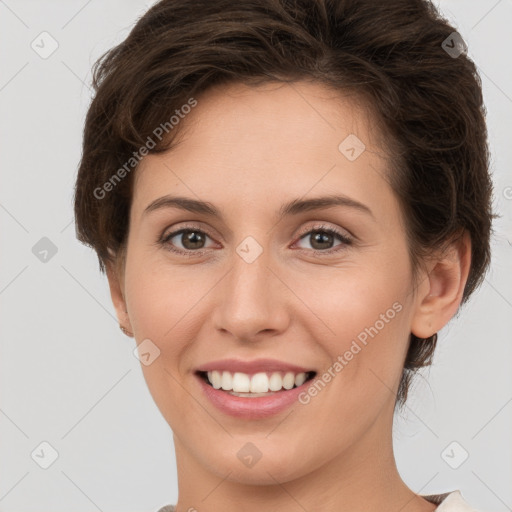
[196,370,317,397]
[194,358,319,418]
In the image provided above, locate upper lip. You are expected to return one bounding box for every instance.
[195,358,313,375]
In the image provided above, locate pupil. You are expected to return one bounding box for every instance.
[312,232,332,249]
[184,231,204,249]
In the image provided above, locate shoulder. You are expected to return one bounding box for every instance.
[155,506,175,512]
[422,490,485,511]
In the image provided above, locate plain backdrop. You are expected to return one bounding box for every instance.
[0,1,511,511]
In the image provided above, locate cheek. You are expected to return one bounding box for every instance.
[123,261,200,422]
[124,258,179,370]
[125,248,187,335]
[334,299,410,384]
[124,255,215,371]
[296,259,412,382]
[295,276,412,446]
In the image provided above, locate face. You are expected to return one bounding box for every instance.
[114,81,431,484]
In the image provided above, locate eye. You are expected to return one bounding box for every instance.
[159,225,216,256]
[294,224,353,254]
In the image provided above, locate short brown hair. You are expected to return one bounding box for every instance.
[74,0,496,409]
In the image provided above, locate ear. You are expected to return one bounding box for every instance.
[105,256,133,336]
[410,231,472,339]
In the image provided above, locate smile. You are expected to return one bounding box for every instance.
[194,359,317,419]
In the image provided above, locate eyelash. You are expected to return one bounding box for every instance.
[158,223,353,258]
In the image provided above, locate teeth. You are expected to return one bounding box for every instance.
[210,370,222,389]
[294,373,307,386]
[221,371,233,391]
[232,372,251,392]
[250,372,269,393]
[205,370,309,393]
[283,372,295,390]
[269,372,283,391]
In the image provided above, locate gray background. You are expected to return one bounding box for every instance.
[0,1,511,511]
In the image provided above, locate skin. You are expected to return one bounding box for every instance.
[106,80,471,512]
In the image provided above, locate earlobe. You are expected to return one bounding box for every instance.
[410,231,472,339]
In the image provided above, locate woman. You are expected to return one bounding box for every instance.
[74,0,495,510]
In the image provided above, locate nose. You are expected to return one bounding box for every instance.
[211,246,291,343]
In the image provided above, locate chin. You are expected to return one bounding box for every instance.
[194,437,313,485]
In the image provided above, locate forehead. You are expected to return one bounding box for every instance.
[132,80,394,218]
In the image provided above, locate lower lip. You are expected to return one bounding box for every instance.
[196,374,311,419]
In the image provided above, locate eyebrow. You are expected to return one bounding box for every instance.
[142,194,374,221]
